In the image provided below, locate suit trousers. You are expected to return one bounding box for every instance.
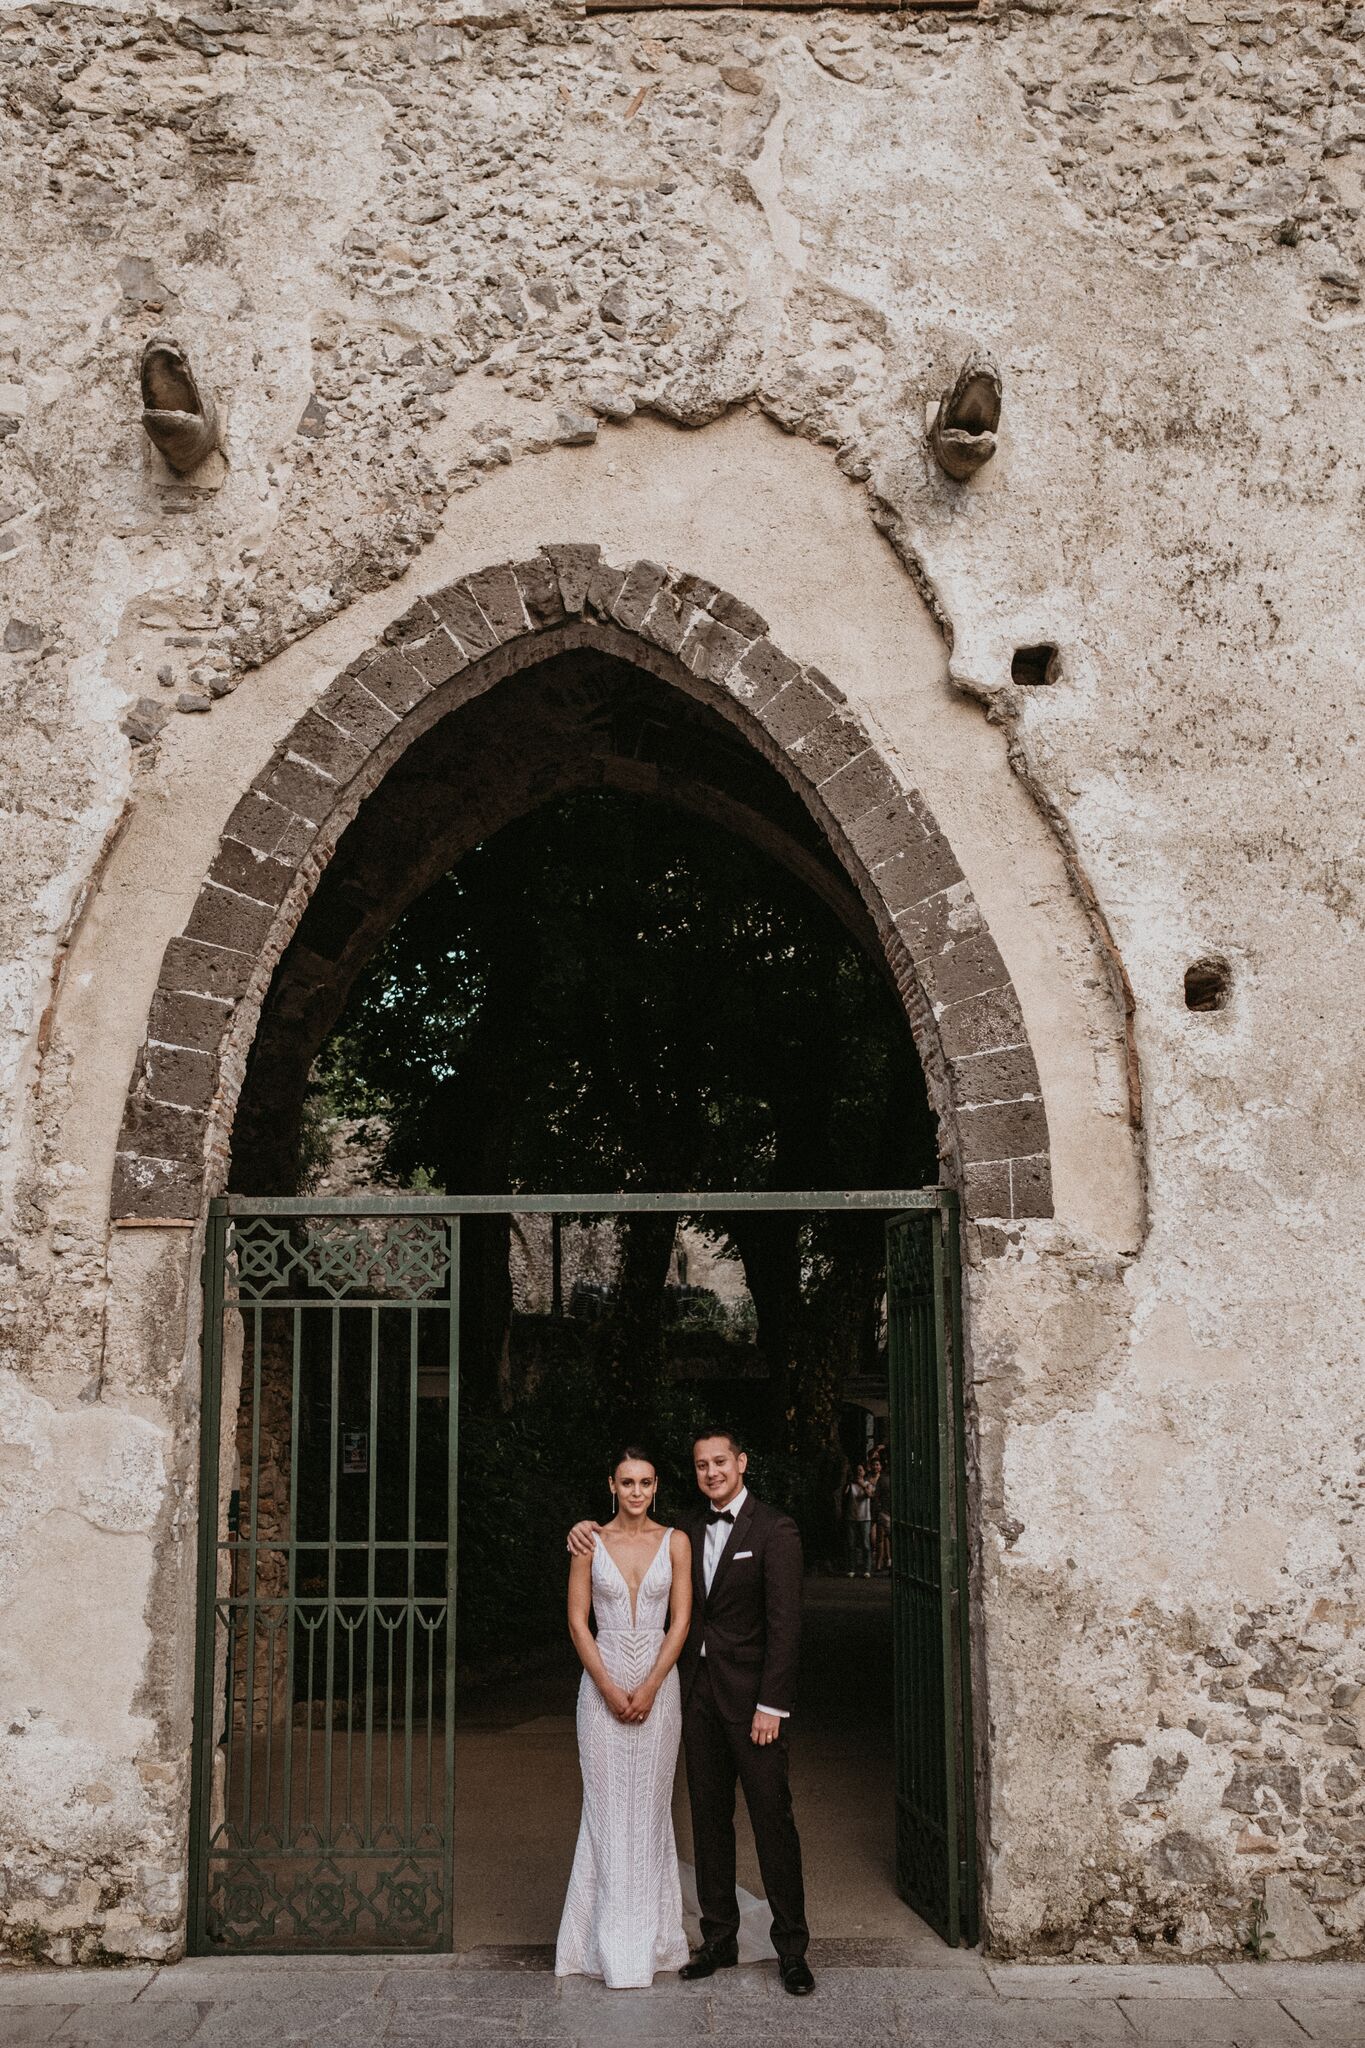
[683,1659,809,1962]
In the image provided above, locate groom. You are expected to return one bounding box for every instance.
[569,1426,815,1996]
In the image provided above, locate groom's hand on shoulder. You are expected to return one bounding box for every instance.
[566,1519,602,1557]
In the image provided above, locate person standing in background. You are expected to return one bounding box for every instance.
[842,1464,872,1578]
[872,1454,892,1575]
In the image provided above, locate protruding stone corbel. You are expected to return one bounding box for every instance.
[140,335,220,474]
[927,354,1001,481]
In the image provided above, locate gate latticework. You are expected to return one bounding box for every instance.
[190,1208,460,1954]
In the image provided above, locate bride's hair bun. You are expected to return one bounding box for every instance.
[609,1443,657,1478]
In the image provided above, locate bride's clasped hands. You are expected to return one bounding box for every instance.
[615,1677,660,1724]
[599,1673,659,1726]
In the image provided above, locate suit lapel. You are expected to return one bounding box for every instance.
[706,1493,757,1607]
[689,1503,707,1614]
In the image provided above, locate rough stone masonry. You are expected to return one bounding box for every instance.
[1,0,1363,1972]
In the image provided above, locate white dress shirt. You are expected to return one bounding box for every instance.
[701,1486,789,1720]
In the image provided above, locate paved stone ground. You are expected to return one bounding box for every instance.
[2,1954,1364,2046]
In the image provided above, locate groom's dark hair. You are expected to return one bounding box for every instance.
[692,1424,745,1455]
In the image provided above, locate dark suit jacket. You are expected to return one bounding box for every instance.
[677,1493,803,1725]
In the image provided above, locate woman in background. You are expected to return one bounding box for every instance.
[842,1462,872,1578]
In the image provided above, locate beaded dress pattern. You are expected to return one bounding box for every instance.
[554,1529,688,1988]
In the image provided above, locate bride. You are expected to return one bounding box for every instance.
[554,1445,692,1989]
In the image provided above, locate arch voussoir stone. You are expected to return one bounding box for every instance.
[111,547,1053,1239]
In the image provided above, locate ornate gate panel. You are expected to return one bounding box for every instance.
[886,1195,977,1945]
[189,1206,460,1954]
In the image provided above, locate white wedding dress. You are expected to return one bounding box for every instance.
[554,1529,689,1988]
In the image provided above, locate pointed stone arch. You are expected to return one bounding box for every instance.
[111,546,1051,1238]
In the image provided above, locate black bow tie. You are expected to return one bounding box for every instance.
[707,1508,735,1526]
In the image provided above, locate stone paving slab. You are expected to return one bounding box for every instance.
[1116,1998,1308,2043]
[189,2015,381,2048]
[136,1965,387,2003]
[530,1983,713,2040]
[908,2007,1133,2046]
[1217,1962,1365,2000]
[822,1960,996,1994]
[2,1955,1364,2048]
[52,2007,209,2045]
[0,1973,155,2007]
[386,1991,562,2035]
[303,2032,528,2048]
[380,2039,568,2048]
[185,1994,393,2035]
[988,1960,1233,1999]
[1,2013,74,2046]
[712,2005,901,2046]
[1280,2004,1365,2045]
[380,1970,573,2011]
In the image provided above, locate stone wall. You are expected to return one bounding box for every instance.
[1,0,1363,1968]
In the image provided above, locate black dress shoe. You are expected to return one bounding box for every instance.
[780,1956,816,1996]
[679,1941,739,1981]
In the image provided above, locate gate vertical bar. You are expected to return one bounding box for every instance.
[443,1217,460,1950]
[930,1207,960,1946]
[886,1199,977,1946]
[404,1310,418,1845]
[189,1206,228,1955]
[239,1305,264,1845]
[322,1310,340,1851]
[364,1313,379,1848]
[281,1310,302,1847]
[943,1189,978,1945]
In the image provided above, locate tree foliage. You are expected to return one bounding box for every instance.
[315,792,936,1445]
[317,790,934,1198]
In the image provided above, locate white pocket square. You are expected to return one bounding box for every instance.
[733,1550,754,1559]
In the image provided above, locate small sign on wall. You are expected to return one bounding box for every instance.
[342,1429,369,1476]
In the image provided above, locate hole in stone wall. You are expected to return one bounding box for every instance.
[1011,643,1061,688]
[1184,956,1231,1012]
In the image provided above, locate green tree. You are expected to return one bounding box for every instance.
[315,792,935,1438]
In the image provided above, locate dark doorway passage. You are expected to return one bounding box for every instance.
[227,648,933,1206]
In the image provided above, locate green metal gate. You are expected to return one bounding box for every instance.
[887,1195,977,1946]
[190,1189,974,1954]
[190,1206,461,1953]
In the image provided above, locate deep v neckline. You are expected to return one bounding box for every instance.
[600,1527,671,1627]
